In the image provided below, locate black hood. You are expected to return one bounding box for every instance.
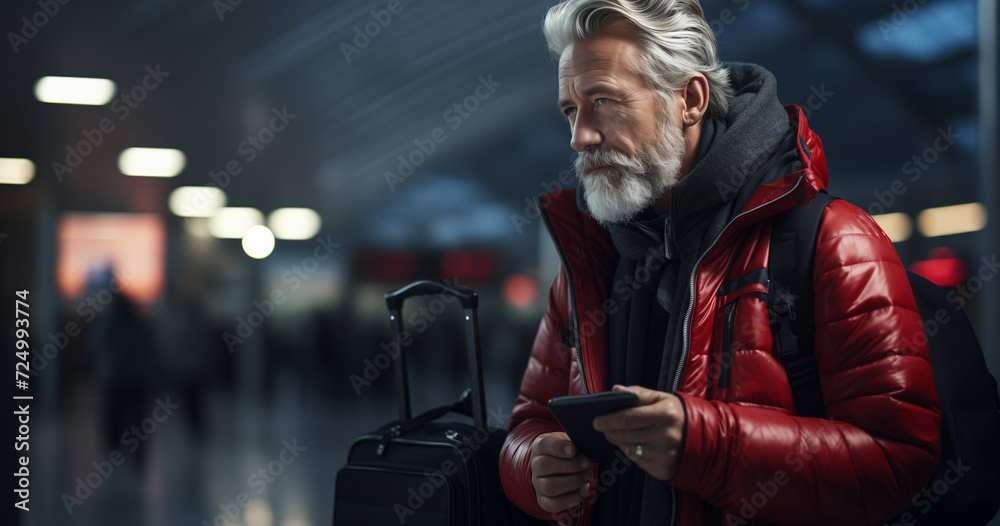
[669,62,797,232]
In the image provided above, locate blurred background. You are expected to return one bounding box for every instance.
[0,0,996,525]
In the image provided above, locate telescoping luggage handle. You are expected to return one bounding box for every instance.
[384,280,486,430]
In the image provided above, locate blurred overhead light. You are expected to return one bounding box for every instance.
[242,225,275,259]
[209,207,264,239]
[169,186,227,217]
[244,500,275,526]
[0,158,35,185]
[184,218,212,239]
[871,212,913,243]
[917,202,988,238]
[118,147,186,177]
[268,208,322,240]
[34,76,116,105]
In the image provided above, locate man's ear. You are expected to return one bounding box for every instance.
[680,74,710,127]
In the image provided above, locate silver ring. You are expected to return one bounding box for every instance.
[635,444,644,458]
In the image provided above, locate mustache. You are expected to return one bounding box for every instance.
[575,145,645,174]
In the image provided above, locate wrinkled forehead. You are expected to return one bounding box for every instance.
[557,22,643,83]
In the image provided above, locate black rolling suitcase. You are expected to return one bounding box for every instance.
[333,280,545,526]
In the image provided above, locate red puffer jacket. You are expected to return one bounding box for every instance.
[500,106,941,525]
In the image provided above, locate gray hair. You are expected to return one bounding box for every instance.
[543,0,733,120]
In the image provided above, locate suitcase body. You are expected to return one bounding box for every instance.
[333,280,544,526]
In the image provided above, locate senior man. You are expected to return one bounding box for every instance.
[499,1,941,524]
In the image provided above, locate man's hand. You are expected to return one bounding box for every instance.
[592,384,686,481]
[529,432,592,513]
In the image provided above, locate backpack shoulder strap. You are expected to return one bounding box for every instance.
[766,191,835,418]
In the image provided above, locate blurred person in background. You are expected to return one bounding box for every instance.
[499,1,941,524]
[88,268,156,463]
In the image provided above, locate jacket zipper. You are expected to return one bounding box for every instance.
[538,197,590,395]
[538,198,591,526]
[668,176,805,526]
[719,301,737,388]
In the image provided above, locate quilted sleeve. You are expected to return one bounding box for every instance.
[669,199,941,525]
[500,267,576,520]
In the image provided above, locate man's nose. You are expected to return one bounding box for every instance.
[570,113,602,152]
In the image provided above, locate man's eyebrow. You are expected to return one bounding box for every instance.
[557,85,623,110]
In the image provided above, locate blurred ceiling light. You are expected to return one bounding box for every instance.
[0,158,35,184]
[871,212,913,243]
[917,202,988,238]
[118,147,186,177]
[209,207,264,239]
[169,186,227,217]
[184,218,212,239]
[34,76,116,105]
[268,208,322,240]
[245,500,275,526]
[242,225,275,259]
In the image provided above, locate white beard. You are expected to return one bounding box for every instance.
[576,114,685,225]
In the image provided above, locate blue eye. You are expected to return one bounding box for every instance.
[596,98,610,105]
[564,107,577,117]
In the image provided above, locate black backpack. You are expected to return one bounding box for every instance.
[766,192,1000,525]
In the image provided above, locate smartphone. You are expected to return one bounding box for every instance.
[547,391,639,463]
